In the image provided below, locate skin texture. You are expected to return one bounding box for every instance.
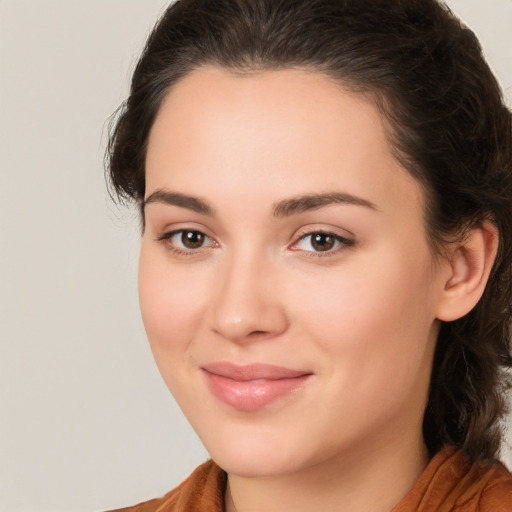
[139,67,497,512]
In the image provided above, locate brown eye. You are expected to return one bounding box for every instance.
[157,229,215,254]
[310,233,335,252]
[181,230,206,249]
[293,231,353,254]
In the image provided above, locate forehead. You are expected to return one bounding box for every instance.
[145,66,424,217]
[149,66,385,153]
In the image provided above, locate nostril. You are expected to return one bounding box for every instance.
[250,330,266,336]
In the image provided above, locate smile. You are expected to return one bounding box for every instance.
[201,362,313,411]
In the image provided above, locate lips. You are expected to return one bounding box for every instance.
[201,362,313,411]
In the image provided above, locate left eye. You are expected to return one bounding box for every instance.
[160,229,215,250]
[294,232,351,253]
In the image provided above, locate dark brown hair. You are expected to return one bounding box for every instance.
[106,0,512,463]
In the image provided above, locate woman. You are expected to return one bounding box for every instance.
[106,0,512,510]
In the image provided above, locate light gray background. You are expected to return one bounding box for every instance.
[1,1,511,511]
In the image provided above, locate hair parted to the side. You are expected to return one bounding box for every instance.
[106,0,512,463]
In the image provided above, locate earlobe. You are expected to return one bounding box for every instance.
[436,221,498,322]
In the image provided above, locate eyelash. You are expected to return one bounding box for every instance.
[292,230,354,257]
[156,229,217,257]
[156,229,354,258]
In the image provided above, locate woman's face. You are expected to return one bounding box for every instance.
[139,67,450,477]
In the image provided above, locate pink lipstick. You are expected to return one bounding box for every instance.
[202,362,312,411]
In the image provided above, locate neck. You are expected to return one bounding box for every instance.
[225,432,430,512]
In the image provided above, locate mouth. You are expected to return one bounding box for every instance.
[201,362,313,411]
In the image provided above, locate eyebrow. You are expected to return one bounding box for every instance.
[143,189,377,217]
[143,190,215,215]
[272,192,378,217]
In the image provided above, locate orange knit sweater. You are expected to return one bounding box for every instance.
[109,446,512,511]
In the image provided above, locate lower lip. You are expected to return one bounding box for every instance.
[203,371,311,411]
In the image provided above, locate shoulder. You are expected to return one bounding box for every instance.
[105,459,226,512]
[393,445,512,512]
[467,456,512,511]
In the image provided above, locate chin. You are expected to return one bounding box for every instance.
[206,432,328,478]
[214,450,305,479]
[203,425,308,478]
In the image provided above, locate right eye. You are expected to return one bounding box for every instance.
[157,229,217,255]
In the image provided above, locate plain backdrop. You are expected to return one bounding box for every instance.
[0,1,511,511]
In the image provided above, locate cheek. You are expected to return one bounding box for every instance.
[293,263,427,333]
[290,248,437,380]
[138,247,207,361]
[294,264,437,440]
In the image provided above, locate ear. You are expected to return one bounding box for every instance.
[436,221,499,322]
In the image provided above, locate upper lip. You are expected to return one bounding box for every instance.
[202,362,311,381]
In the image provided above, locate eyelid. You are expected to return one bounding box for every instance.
[153,221,216,241]
[293,224,354,242]
[155,226,219,256]
[289,227,355,256]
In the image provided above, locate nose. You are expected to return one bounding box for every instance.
[207,250,289,343]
